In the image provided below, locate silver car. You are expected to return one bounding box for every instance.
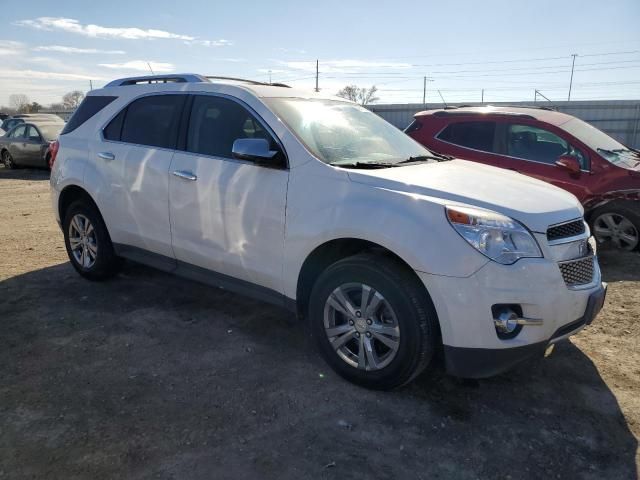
[0,122,63,169]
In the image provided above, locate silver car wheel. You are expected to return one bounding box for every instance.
[68,214,98,268]
[593,213,639,251]
[323,282,400,371]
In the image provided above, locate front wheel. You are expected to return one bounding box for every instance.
[308,253,439,390]
[590,202,640,251]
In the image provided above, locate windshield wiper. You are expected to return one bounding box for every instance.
[611,148,640,156]
[427,151,455,161]
[597,148,617,156]
[395,154,451,165]
[330,161,397,169]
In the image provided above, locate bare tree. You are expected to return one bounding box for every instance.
[359,85,379,106]
[9,94,30,113]
[62,90,85,109]
[336,85,379,106]
[336,85,360,103]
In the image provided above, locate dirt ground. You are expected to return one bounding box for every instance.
[0,167,638,480]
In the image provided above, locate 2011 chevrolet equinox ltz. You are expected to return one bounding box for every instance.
[50,74,606,390]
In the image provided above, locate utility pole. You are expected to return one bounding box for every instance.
[315,60,319,92]
[422,76,433,108]
[481,89,484,104]
[568,53,578,101]
[268,70,272,84]
[89,80,93,91]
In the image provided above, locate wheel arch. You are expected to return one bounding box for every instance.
[295,238,440,333]
[58,185,102,225]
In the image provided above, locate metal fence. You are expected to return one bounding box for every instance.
[368,100,640,148]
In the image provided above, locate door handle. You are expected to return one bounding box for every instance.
[172,170,197,181]
[98,151,115,161]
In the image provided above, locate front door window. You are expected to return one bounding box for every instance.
[506,124,587,170]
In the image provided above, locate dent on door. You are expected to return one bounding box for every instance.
[169,154,288,293]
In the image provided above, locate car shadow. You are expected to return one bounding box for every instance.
[0,261,637,479]
[408,343,638,478]
[0,166,50,180]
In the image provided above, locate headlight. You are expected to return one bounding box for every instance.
[446,205,542,265]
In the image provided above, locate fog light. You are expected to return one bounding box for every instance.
[492,304,544,340]
[495,309,520,334]
[492,304,524,340]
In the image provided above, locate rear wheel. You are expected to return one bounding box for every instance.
[309,253,439,390]
[2,150,16,169]
[63,200,120,280]
[590,202,640,251]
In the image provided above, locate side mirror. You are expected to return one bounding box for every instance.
[232,138,281,166]
[555,155,581,174]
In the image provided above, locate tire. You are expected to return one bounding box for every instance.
[63,199,120,280]
[2,150,16,169]
[308,252,439,390]
[590,201,640,251]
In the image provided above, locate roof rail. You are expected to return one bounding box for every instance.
[104,74,210,88]
[494,104,557,111]
[205,76,291,88]
[432,110,536,120]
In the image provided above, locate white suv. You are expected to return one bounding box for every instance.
[50,74,606,389]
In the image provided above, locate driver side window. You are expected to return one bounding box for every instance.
[186,95,275,160]
[507,124,587,169]
[10,125,26,139]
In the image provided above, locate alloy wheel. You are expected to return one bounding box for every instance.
[68,214,98,268]
[2,151,14,168]
[323,282,400,371]
[593,213,639,251]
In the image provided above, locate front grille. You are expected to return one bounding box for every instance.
[558,256,595,287]
[547,219,585,242]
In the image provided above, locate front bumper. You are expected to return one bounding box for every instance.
[443,284,607,378]
[417,254,606,378]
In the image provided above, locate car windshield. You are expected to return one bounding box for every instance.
[560,117,639,165]
[36,124,63,141]
[264,98,432,166]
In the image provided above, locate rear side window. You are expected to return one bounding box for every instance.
[26,125,41,141]
[61,96,117,135]
[116,95,185,149]
[438,121,496,152]
[103,109,125,141]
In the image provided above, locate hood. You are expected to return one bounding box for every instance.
[346,159,582,233]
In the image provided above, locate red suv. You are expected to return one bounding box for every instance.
[406,106,640,251]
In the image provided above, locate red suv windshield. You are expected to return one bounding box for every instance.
[560,118,639,166]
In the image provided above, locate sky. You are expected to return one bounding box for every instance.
[0,0,639,107]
